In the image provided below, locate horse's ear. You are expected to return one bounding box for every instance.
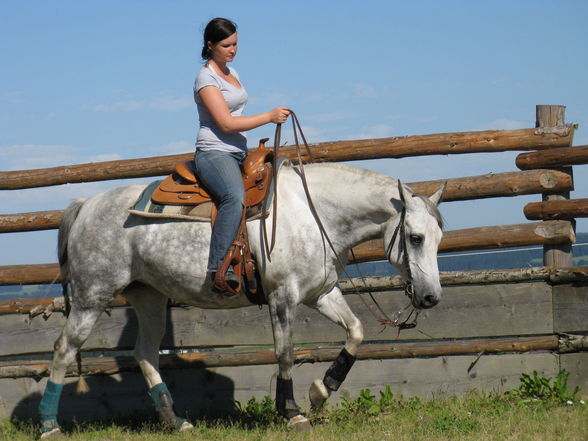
[429,182,447,206]
[398,181,416,207]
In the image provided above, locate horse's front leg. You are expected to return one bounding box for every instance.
[268,290,312,431]
[308,286,364,410]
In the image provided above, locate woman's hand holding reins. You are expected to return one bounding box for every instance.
[270,107,290,124]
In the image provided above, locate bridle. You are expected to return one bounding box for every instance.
[267,111,419,331]
[386,199,415,304]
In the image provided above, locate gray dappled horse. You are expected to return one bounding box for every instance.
[38,162,445,438]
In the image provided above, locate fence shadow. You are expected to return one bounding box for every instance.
[10,304,239,425]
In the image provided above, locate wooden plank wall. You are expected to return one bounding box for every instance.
[3,354,559,422]
[553,284,588,394]
[0,282,555,357]
[0,280,586,422]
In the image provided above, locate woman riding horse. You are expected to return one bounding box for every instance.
[194,17,290,293]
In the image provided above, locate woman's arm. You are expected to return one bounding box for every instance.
[198,85,289,133]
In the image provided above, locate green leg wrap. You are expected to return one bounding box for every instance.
[38,381,63,434]
[148,383,189,430]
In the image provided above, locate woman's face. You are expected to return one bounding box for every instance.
[209,32,238,64]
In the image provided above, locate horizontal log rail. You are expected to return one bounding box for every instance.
[0,126,574,190]
[0,221,575,286]
[1,334,586,379]
[350,220,575,262]
[0,210,63,233]
[0,169,573,233]
[516,144,588,170]
[524,198,588,220]
[2,267,587,316]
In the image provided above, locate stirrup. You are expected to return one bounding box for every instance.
[210,271,240,296]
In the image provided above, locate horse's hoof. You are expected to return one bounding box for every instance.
[178,420,194,432]
[309,379,330,410]
[287,415,312,431]
[39,428,64,440]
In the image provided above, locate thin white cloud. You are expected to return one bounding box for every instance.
[0,145,79,170]
[276,125,331,145]
[0,180,131,214]
[157,140,193,154]
[3,90,25,104]
[0,145,124,171]
[84,92,191,113]
[474,119,527,131]
[88,153,124,162]
[348,124,395,140]
[352,82,377,98]
[149,94,192,111]
[306,112,355,123]
[248,91,290,106]
[301,92,327,103]
[84,99,145,112]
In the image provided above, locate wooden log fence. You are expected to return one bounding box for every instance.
[0,220,576,286]
[0,168,574,234]
[534,105,576,267]
[524,198,588,220]
[516,144,588,170]
[0,126,575,190]
[2,334,586,379]
[349,220,575,263]
[0,170,573,233]
[2,267,588,316]
[1,105,587,416]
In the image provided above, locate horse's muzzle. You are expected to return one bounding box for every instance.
[413,291,441,309]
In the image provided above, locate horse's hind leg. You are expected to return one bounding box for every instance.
[38,304,103,438]
[268,290,312,431]
[308,286,364,410]
[123,285,193,432]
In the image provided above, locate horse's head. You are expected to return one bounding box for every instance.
[384,182,445,309]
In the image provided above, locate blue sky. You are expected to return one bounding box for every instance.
[1,0,587,265]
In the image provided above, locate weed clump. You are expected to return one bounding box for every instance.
[506,369,581,405]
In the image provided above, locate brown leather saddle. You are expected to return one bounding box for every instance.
[151,138,274,302]
[151,138,273,209]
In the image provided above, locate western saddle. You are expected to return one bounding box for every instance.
[150,138,275,301]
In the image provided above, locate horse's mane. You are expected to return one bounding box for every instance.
[296,162,396,184]
[296,163,444,229]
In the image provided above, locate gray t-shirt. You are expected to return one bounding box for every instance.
[194,65,249,153]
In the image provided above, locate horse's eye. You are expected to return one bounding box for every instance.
[410,234,423,245]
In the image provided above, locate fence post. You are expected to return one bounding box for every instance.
[537,105,575,267]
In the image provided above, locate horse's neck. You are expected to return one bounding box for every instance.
[292,163,397,248]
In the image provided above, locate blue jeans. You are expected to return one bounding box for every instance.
[194,149,245,271]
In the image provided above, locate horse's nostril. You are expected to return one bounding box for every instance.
[424,294,437,305]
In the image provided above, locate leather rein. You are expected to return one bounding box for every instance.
[265,111,419,330]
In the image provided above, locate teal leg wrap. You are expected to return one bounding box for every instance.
[149,382,171,411]
[149,383,189,430]
[38,381,64,433]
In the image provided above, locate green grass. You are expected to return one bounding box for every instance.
[3,371,587,441]
[2,393,587,441]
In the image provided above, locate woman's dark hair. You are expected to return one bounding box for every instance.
[201,17,237,60]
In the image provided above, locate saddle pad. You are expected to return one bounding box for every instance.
[129,180,214,221]
[128,158,289,222]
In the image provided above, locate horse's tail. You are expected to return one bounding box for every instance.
[57,198,90,393]
[58,198,85,283]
